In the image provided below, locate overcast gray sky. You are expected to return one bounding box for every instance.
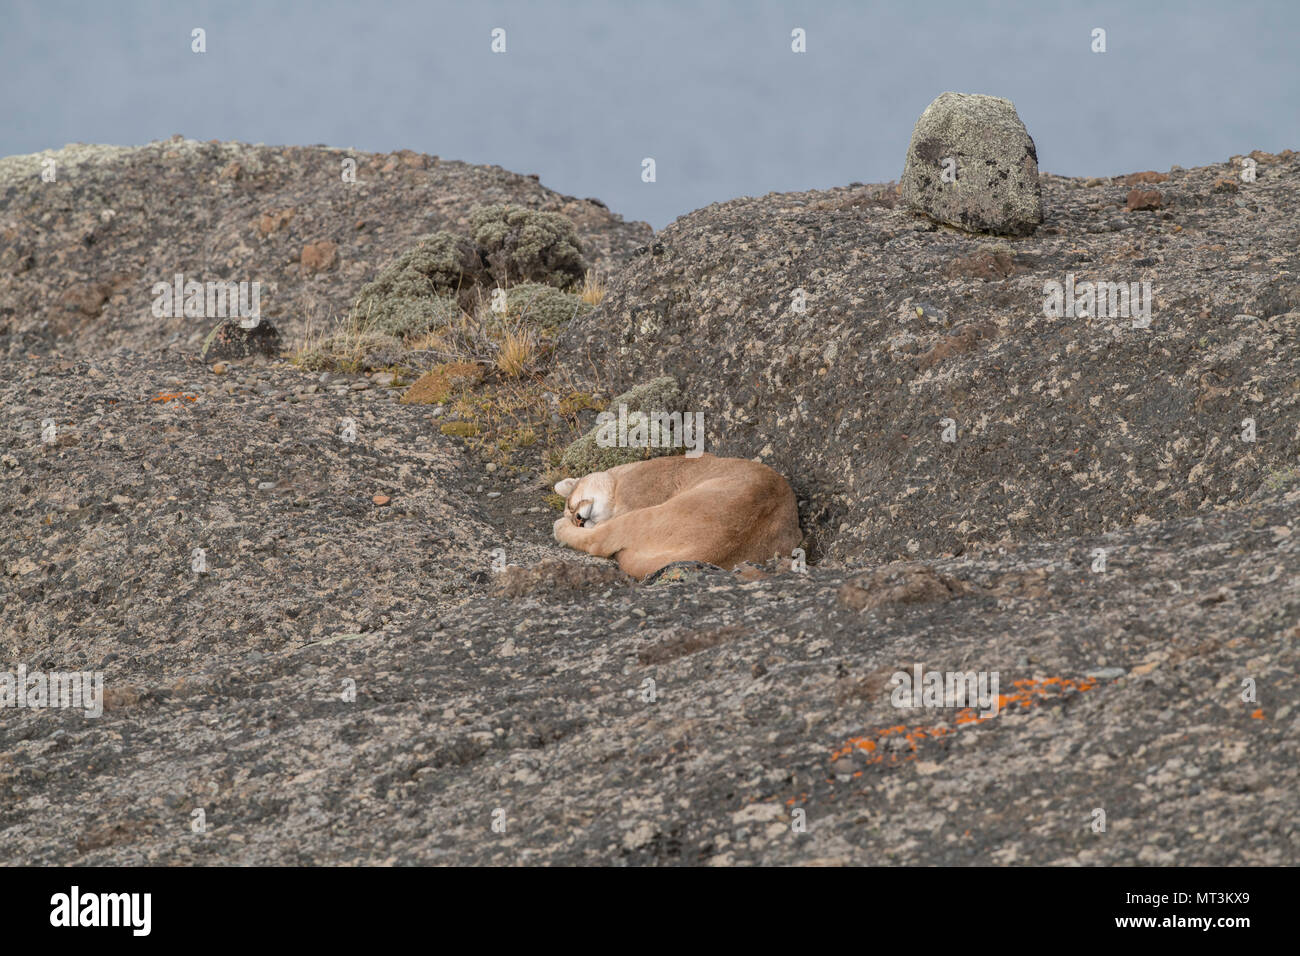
[2,0,1296,228]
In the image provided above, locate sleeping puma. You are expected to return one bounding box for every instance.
[551,453,802,580]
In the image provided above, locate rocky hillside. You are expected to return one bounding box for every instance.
[0,138,651,355]
[561,152,1300,564]
[0,139,1296,865]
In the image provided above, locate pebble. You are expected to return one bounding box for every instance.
[1087,667,1127,680]
[372,494,390,506]
[211,362,227,375]
[486,491,501,499]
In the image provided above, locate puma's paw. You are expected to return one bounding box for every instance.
[553,514,583,541]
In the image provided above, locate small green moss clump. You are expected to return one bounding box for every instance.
[558,391,601,418]
[559,376,687,476]
[470,204,588,289]
[439,421,481,438]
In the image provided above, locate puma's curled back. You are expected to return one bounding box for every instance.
[552,453,802,580]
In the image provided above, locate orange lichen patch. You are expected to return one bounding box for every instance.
[1251,709,1265,720]
[830,675,1102,767]
[150,392,197,403]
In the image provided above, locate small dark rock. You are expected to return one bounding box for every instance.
[199,318,283,362]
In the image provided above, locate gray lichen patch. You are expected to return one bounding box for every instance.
[900,91,1044,236]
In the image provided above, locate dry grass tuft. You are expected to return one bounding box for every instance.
[579,270,607,306]
[495,326,536,378]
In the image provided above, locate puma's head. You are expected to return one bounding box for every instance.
[554,471,616,527]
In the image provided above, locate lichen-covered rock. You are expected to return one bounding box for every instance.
[470,204,588,288]
[5,346,1298,865]
[560,153,1300,565]
[900,91,1043,236]
[199,317,282,361]
[5,151,1300,867]
[558,375,686,476]
[0,139,651,352]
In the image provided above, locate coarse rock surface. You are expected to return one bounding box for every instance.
[900,91,1044,236]
[0,142,1296,866]
[561,150,1300,566]
[0,138,651,356]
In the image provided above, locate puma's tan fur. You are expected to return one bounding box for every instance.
[551,453,802,580]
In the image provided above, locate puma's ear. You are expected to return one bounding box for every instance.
[554,478,578,497]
